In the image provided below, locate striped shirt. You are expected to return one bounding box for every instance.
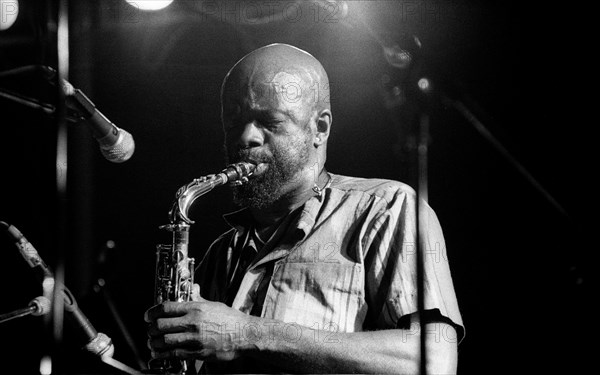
[196,174,464,372]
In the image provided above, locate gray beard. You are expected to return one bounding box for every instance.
[226,140,310,210]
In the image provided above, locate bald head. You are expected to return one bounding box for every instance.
[221,43,331,124]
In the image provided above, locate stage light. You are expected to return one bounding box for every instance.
[125,0,173,11]
[418,78,431,93]
[39,355,52,375]
[0,0,19,31]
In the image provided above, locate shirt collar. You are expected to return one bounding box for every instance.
[221,178,334,240]
[222,207,253,232]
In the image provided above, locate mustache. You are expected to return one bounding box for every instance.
[229,148,273,164]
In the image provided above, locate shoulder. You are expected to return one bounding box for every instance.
[329,173,416,205]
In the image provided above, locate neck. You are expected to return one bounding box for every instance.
[250,167,330,230]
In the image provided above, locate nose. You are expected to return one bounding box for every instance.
[237,121,264,149]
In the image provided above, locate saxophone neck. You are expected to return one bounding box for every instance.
[168,176,223,225]
[166,162,256,225]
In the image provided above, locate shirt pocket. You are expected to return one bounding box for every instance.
[263,261,365,333]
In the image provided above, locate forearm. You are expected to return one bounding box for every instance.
[244,318,457,374]
[253,322,413,373]
[145,301,457,373]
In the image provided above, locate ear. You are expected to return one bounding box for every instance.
[314,109,332,147]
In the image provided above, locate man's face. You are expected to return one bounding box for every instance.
[222,70,316,209]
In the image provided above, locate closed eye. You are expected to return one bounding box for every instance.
[224,109,288,131]
[261,119,283,129]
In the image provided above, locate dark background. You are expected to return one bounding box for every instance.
[0,1,592,374]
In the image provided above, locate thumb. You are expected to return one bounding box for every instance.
[191,283,203,302]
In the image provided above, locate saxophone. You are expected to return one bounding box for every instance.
[148,162,255,375]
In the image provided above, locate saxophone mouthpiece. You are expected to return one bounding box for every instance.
[223,162,256,186]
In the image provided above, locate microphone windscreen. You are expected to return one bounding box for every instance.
[100,128,135,163]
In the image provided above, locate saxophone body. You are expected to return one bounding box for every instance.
[148,162,255,375]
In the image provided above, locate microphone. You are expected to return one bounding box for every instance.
[0,296,52,324]
[1,221,115,357]
[61,80,135,163]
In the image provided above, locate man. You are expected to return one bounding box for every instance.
[145,43,464,374]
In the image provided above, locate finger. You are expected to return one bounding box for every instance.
[151,348,203,360]
[191,284,202,302]
[145,301,193,322]
[148,317,191,337]
[148,332,203,351]
[144,303,161,323]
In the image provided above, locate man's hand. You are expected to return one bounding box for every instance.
[191,283,201,302]
[144,297,258,362]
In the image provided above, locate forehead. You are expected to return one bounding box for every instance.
[222,64,316,115]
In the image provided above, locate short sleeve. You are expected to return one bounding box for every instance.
[362,192,464,343]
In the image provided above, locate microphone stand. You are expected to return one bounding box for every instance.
[0,306,40,324]
[0,65,82,121]
[0,308,39,324]
[0,297,51,324]
[415,111,429,375]
[92,278,147,371]
[336,6,577,374]
[92,241,148,371]
[384,29,574,374]
[0,87,56,115]
[383,35,434,375]
[50,1,70,373]
[388,34,572,225]
[378,35,433,375]
[386,32,577,375]
[414,59,431,375]
[438,93,571,222]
